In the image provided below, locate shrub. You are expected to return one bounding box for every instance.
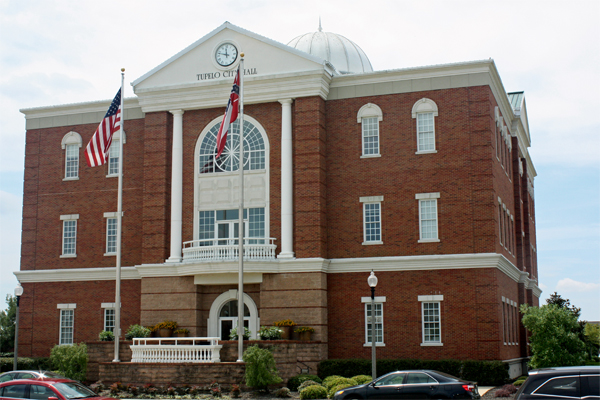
[0,356,51,373]
[351,375,373,384]
[243,345,282,391]
[323,377,357,392]
[259,326,283,340]
[513,378,527,387]
[155,320,178,330]
[318,360,371,378]
[287,374,322,391]
[298,380,320,390]
[50,343,88,381]
[125,324,151,340]
[98,330,114,341]
[275,387,291,397]
[299,385,327,399]
[462,360,509,386]
[321,375,344,389]
[229,326,251,340]
[230,384,241,398]
[494,388,512,397]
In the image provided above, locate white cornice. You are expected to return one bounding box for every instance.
[12,254,541,298]
[134,69,332,113]
[20,98,141,119]
[15,267,140,282]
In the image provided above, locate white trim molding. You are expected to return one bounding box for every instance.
[57,303,76,309]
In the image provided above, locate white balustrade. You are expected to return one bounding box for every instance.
[182,238,276,262]
[130,337,222,363]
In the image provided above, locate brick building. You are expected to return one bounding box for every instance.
[16,22,539,375]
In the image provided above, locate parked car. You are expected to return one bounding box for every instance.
[514,366,599,400]
[0,378,117,400]
[0,371,67,383]
[332,370,480,399]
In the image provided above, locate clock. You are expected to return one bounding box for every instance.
[215,43,238,67]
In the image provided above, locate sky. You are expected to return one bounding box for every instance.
[0,0,599,320]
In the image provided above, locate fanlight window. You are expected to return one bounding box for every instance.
[199,120,265,174]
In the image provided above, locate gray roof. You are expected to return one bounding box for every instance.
[508,91,524,111]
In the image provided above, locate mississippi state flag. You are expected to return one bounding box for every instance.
[216,68,240,159]
[85,89,122,167]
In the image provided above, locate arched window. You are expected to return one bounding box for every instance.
[412,99,438,153]
[61,131,82,180]
[219,300,250,340]
[357,103,383,157]
[198,120,265,174]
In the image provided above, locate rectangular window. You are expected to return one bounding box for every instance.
[362,117,380,156]
[61,217,78,257]
[65,144,79,179]
[417,112,435,152]
[365,303,384,345]
[104,308,115,332]
[108,141,120,176]
[106,217,117,254]
[59,309,74,345]
[248,208,265,244]
[422,302,441,343]
[198,208,264,245]
[363,202,382,243]
[419,199,438,241]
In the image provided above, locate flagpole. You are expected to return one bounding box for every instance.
[237,55,245,363]
[113,68,125,362]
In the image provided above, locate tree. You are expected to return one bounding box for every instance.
[521,303,586,368]
[242,345,282,392]
[584,323,600,359]
[0,295,17,353]
[546,292,581,318]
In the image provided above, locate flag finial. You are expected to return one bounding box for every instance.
[121,68,125,72]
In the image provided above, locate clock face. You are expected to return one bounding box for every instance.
[215,43,238,67]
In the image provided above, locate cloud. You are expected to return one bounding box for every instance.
[556,278,600,293]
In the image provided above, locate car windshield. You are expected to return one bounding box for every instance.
[53,383,98,399]
[40,372,67,379]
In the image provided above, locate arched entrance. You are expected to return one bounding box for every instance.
[207,289,259,340]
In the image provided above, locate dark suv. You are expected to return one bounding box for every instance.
[515,366,599,399]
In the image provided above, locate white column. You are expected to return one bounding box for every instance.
[278,99,294,259]
[167,110,184,263]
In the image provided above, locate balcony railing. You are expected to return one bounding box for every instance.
[182,237,277,262]
[130,337,222,363]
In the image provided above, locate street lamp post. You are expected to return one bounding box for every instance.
[367,271,378,381]
[13,284,23,371]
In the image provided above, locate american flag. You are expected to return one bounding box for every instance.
[216,68,240,159]
[85,89,122,167]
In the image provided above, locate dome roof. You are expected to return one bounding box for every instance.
[287,23,373,74]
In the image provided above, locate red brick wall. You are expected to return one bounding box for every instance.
[327,268,519,361]
[325,86,502,259]
[18,280,141,357]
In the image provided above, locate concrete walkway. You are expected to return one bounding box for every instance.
[479,386,494,395]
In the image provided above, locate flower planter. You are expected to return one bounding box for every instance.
[298,331,312,341]
[175,332,187,337]
[159,328,173,337]
[279,326,293,340]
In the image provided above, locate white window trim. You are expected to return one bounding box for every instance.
[60,214,79,258]
[419,295,443,346]
[357,103,383,158]
[362,296,386,347]
[57,304,76,345]
[103,212,122,256]
[106,131,126,178]
[416,193,440,243]
[61,132,82,181]
[360,196,383,245]
[412,98,439,154]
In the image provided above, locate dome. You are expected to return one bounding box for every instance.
[287,23,373,74]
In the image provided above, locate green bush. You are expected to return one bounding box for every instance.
[125,324,151,340]
[298,380,321,390]
[287,374,322,391]
[513,378,527,387]
[323,377,357,392]
[274,387,291,398]
[319,360,371,378]
[0,357,52,373]
[299,385,327,399]
[321,375,344,388]
[98,330,114,341]
[259,326,283,340]
[351,375,373,384]
[243,345,282,391]
[328,383,356,399]
[50,343,88,381]
[461,360,508,386]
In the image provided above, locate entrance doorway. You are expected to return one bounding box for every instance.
[219,300,250,340]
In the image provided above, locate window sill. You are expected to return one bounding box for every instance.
[60,254,77,258]
[418,239,440,243]
[363,241,383,245]
[361,154,381,159]
[106,174,118,178]
[421,342,443,346]
[415,150,437,155]
[63,177,79,181]
[363,343,386,347]
[104,252,116,257]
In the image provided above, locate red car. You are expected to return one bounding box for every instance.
[0,378,117,400]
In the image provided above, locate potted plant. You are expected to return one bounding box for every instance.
[294,326,315,341]
[258,326,283,340]
[229,326,251,340]
[174,328,189,337]
[273,319,296,339]
[155,320,178,337]
[99,330,115,341]
[125,324,151,340]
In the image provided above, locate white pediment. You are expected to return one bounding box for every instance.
[132,22,334,111]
